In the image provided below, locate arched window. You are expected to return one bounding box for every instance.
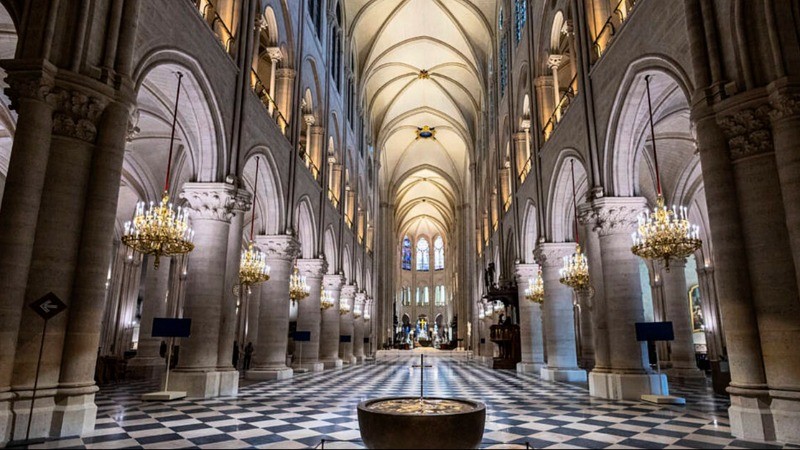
[401,236,412,270]
[416,286,429,305]
[499,7,508,99]
[434,236,444,270]
[416,237,430,271]
[435,285,446,306]
[514,0,527,45]
[330,1,343,90]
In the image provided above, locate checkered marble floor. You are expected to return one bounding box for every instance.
[27,356,796,449]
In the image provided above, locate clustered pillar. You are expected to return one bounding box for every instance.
[247,235,300,381]
[514,263,545,373]
[536,243,586,382]
[293,259,326,372]
[339,285,357,364]
[320,274,345,368]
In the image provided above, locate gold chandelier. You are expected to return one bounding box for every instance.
[525,267,545,304]
[559,159,592,292]
[631,75,702,270]
[339,299,351,315]
[239,156,271,286]
[123,72,194,269]
[320,289,334,310]
[289,264,310,301]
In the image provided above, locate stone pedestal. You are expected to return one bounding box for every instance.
[293,259,326,372]
[535,243,586,383]
[515,264,546,374]
[246,235,299,381]
[588,197,663,400]
[320,274,344,369]
[169,183,237,398]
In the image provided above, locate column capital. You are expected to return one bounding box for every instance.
[266,46,283,62]
[547,54,565,69]
[534,242,576,268]
[341,284,357,300]
[310,124,325,135]
[255,234,301,261]
[323,274,345,290]
[50,86,109,142]
[355,292,367,305]
[768,90,800,122]
[513,131,527,143]
[180,182,238,222]
[297,258,327,278]
[304,113,316,125]
[232,188,253,214]
[590,197,647,236]
[515,262,539,281]
[3,63,57,109]
[716,103,773,160]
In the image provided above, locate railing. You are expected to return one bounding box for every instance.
[591,0,636,63]
[297,144,321,181]
[518,155,532,183]
[345,215,354,228]
[193,1,235,55]
[327,189,340,208]
[250,70,289,135]
[542,74,578,141]
[503,195,512,212]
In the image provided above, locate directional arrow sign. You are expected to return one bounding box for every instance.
[29,292,67,321]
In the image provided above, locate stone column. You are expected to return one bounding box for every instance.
[0,76,56,441]
[339,285,357,364]
[535,243,586,382]
[266,47,282,116]
[575,288,595,370]
[216,190,250,388]
[246,235,299,380]
[52,98,130,438]
[719,102,800,443]
[275,68,295,130]
[320,274,344,368]
[587,197,666,400]
[534,76,554,129]
[548,55,564,121]
[578,203,610,373]
[293,259,326,372]
[10,85,108,440]
[309,125,324,178]
[169,183,236,398]
[661,259,705,380]
[353,292,366,362]
[515,263,545,373]
[127,259,171,379]
[242,283,261,347]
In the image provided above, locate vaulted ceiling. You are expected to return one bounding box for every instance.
[347,0,493,239]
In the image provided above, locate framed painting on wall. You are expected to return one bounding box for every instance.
[689,284,704,332]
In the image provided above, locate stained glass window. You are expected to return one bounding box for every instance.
[402,236,412,270]
[499,35,508,97]
[434,236,444,270]
[515,0,527,45]
[416,237,430,271]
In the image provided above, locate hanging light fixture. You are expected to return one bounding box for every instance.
[524,266,545,304]
[559,159,591,291]
[631,75,702,270]
[289,263,311,301]
[123,72,195,269]
[339,298,351,315]
[239,156,271,287]
[320,289,334,310]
